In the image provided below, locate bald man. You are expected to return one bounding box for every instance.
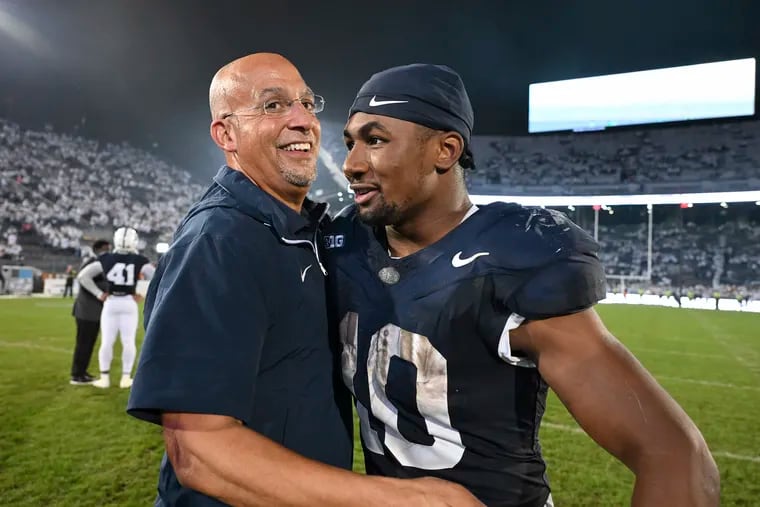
[127,53,483,507]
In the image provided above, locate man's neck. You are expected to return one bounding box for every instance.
[231,164,307,213]
[385,198,473,258]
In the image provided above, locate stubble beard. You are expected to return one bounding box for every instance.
[281,163,317,188]
[357,195,403,227]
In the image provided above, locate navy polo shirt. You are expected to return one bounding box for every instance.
[127,166,352,506]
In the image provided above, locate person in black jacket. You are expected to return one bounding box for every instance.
[69,239,110,385]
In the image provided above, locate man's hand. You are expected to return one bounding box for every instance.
[98,292,108,302]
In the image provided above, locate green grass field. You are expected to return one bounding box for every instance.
[1,299,758,506]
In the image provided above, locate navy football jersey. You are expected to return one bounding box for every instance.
[99,252,150,295]
[325,203,606,507]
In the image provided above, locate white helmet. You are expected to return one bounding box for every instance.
[113,226,139,253]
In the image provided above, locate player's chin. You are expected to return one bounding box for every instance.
[356,200,399,226]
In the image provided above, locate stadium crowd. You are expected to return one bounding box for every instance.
[597,216,760,300]
[468,120,760,194]
[0,118,204,262]
[1,117,758,299]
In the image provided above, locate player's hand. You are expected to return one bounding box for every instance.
[133,294,144,303]
[98,293,108,302]
[394,477,485,506]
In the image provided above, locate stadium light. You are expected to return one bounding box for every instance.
[155,242,170,254]
[720,202,728,208]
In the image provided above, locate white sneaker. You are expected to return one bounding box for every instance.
[92,375,110,388]
[119,375,133,389]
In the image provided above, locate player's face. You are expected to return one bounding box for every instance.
[343,113,439,226]
[229,63,320,190]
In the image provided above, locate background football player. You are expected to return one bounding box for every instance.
[326,64,720,507]
[77,226,154,388]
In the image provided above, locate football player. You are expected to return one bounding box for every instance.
[77,226,154,388]
[326,64,719,507]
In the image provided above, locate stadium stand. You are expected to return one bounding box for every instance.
[1,116,758,300]
[0,118,204,271]
[467,120,760,196]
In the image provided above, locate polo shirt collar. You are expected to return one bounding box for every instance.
[213,165,329,238]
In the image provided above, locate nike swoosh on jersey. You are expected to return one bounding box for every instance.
[300,264,312,282]
[369,95,409,106]
[451,251,490,268]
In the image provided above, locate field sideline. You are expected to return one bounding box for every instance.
[1,299,758,506]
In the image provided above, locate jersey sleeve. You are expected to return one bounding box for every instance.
[508,251,607,321]
[76,261,105,299]
[127,233,269,426]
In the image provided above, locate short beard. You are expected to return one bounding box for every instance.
[281,166,316,188]
[357,196,403,226]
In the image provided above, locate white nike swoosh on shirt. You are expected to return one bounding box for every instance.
[451,251,490,268]
[300,265,312,282]
[369,96,409,106]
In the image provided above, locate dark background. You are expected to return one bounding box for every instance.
[1,0,758,179]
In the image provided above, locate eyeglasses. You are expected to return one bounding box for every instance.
[222,94,325,119]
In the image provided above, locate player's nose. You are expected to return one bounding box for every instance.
[343,143,369,181]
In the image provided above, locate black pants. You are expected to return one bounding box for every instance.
[71,318,100,377]
[63,281,74,297]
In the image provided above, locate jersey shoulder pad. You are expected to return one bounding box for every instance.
[476,202,599,270]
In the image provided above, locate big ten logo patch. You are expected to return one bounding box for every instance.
[324,234,345,249]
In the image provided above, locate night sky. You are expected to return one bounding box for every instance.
[0,0,758,180]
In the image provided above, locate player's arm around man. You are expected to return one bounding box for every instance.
[510,309,720,506]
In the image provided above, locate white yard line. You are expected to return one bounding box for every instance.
[33,302,74,308]
[690,312,760,376]
[542,422,760,463]
[632,347,728,360]
[712,451,760,463]
[657,375,760,392]
[0,340,70,354]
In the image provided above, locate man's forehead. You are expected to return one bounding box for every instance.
[245,67,308,96]
[251,84,313,98]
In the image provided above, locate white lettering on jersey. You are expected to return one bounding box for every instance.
[324,234,345,249]
[105,262,135,286]
[340,312,465,470]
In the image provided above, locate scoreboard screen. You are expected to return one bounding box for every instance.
[529,58,756,133]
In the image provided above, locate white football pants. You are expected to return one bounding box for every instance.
[99,295,138,376]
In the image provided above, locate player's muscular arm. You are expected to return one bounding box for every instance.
[162,413,484,507]
[510,309,719,507]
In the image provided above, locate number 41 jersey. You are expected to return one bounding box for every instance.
[324,203,606,507]
[99,252,150,295]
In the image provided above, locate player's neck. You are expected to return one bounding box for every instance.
[385,196,473,258]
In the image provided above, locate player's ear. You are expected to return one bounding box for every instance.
[210,118,237,153]
[434,132,465,174]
